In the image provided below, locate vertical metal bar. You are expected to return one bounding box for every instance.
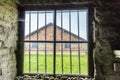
[77,10,81,74]
[88,8,94,78]
[53,10,57,76]
[45,10,47,74]
[37,11,39,73]
[69,10,72,41]
[61,10,64,74]
[29,11,31,72]
[69,10,72,74]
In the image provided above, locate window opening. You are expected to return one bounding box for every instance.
[23,9,91,76]
[64,43,71,48]
[31,43,38,48]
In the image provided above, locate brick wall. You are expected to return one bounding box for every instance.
[25,25,87,55]
[0,0,18,80]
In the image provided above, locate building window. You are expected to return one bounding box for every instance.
[64,43,71,48]
[32,43,38,48]
[18,5,93,77]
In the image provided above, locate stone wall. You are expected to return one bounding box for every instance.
[0,0,18,80]
[20,0,88,4]
[0,0,120,80]
[93,1,120,80]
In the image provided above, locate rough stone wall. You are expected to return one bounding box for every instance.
[20,0,88,4]
[93,1,120,80]
[0,0,119,80]
[0,0,18,80]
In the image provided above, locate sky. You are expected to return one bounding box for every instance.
[25,9,88,40]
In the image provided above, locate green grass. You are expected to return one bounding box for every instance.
[24,53,88,75]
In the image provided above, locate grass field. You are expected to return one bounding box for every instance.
[24,53,88,75]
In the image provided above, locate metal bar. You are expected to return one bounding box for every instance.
[69,10,72,74]
[26,10,85,14]
[24,40,88,43]
[53,10,57,76]
[29,11,31,72]
[37,11,39,73]
[19,4,89,11]
[69,10,72,41]
[77,10,81,74]
[88,8,94,78]
[30,50,81,51]
[45,10,47,74]
[61,10,64,74]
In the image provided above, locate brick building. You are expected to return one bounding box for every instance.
[25,23,87,55]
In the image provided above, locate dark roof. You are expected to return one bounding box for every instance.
[25,23,85,41]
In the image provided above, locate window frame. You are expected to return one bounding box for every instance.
[17,4,94,78]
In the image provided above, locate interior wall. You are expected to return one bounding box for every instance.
[0,0,18,80]
[0,0,120,80]
[93,1,120,80]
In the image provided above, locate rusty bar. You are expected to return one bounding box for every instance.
[53,10,57,76]
[19,4,89,11]
[88,8,94,78]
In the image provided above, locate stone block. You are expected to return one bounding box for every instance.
[0,33,7,41]
[0,26,4,34]
[4,30,17,48]
[0,49,9,56]
[0,68,2,76]
[0,20,11,28]
[4,38,17,48]
[0,76,3,80]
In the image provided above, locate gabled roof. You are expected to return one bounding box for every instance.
[25,23,85,41]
